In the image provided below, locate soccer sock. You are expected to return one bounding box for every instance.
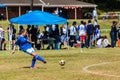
[31,57,36,68]
[4,43,6,50]
[34,55,45,62]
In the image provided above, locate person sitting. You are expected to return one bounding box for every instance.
[102,35,111,48]
[96,36,104,48]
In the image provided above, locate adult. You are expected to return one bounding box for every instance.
[54,25,60,50]
[110,21,117,48]
[92,8,97,20]
[86,20,95,48]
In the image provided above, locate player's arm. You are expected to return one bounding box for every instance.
[12,45,17,54]
[27,39,34,44]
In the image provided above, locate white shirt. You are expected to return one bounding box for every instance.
[62,27,67,35]
[46,27,49,32]
[102,39,110,47]
[97,39,103,48]
[70,26,76,36]
[93,21,98,27]
[52,25,56,31]
[0,27,4,38]
[78,24,86,36]
[37,33,43,39]
[93,9,97,17]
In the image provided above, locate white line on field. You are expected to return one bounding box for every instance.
[83,61,120,78]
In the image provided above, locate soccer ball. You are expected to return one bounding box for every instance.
[59,60,65,66]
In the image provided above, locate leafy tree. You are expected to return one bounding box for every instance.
[79,0,120,10]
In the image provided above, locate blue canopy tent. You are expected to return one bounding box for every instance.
[9,10,67,25]
[0,3,6,7]
[9,10,69,50]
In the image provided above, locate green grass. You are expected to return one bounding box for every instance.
[0,19,117,41]
[0,19,118,30]
[0,48,120,80]
[0,19,120,80]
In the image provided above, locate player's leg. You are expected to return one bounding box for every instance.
[26,48,46,68]
[32,52,46,63]
[31,56,36,68]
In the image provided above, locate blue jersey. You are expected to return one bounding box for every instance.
[15,35,32,51]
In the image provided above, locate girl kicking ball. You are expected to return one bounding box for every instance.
[12,29,46,69]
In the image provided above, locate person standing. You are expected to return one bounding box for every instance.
[7,24,16,50]
[69,21,77,47]
[110,21,117,48]
[92,8,97,20]
[26,25,31,39]
[0,26,6,50]
[12,29,46,69]
[30,25,37,48]
[117,27,120,47]
[54,25,60,50]
[86,20,95,48]
[60,25,67,49]
[78,21,87,48]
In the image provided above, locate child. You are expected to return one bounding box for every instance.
[12,29,46,69]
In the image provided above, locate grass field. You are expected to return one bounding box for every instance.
[0,19,120,80]
[0,48,120,80]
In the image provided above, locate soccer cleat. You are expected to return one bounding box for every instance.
[30,66,38,69]
[43,60,47,64]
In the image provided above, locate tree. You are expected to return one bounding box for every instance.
[79,0,120,10]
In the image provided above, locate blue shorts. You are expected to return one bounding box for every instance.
[25,47,35,55]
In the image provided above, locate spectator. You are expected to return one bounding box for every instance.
[96,36,104,48]
[36,29,43,50]
[92,8,97,20]
[0,26,6,50]
[54,25,60,50]
[93,25,101,46]
[7,24,16,50]
[86,20,95,48]
[93,19,98,27]
[30,25,37,48]
[117,27,120,47]
[102,36,111,48]
[47,25,55,50]
[19,25,24,33]
[69,21,77,47]
[118,27,120,39]
[26,25,31,39]
[78,21,87,48]
[110,21,117,48]
[60,25,67,49]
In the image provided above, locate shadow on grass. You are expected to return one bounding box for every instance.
[22,66,47,69]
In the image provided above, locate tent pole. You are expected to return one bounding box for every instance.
[67,27,69,50]
[8,25,10,50]
[42,5,44,12]
[66,24,69,50]
[6,6,8,21]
